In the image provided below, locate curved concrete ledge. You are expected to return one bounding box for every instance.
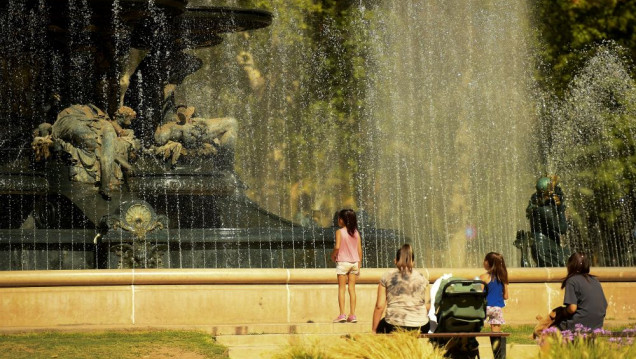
[0,267,634,287]
[0,267,634,330]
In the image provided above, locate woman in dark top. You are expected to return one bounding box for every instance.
[558,252,608,331]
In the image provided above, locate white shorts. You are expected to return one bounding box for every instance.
[336,261,360,276]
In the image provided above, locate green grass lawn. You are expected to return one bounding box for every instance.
[498,325,536,344]
[0,330,228,359]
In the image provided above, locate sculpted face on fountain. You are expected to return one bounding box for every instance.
[176,106,195,125]
[114,106,137,128]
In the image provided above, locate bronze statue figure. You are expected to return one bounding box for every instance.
[526,175,570,267]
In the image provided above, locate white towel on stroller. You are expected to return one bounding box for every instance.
[427,273,453,333]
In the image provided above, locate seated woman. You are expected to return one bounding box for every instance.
[372,244,430,333]
[558,252,608,331]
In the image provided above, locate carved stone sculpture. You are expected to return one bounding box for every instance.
[100,200,168,269]
[31,123,54,161]
[44,104,138,199]
[124,50,204,144]
[153,105,237,169]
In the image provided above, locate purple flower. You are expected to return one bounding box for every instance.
[542,327,559,335]
[574,323,590,333]
[561,330,575,342]
[593,328,611,335]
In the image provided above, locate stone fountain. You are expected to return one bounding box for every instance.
[0,0,402,270]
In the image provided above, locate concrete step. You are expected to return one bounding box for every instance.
[476,345,539,359]
[219,333,342,359]
[475,338,539,359]
[227,345,281,359]
[209,321,371,336]
[216,333,342,346]
[207,317,632,336]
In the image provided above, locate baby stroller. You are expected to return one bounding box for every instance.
[430,277,488,359]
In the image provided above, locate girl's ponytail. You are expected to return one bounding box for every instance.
[338,209,358,237]
[396,244,414,275]
[484,252,509,285]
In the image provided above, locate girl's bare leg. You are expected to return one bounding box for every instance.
[347,272,357,316]
[337,274,347,315]
[490,323,505,359]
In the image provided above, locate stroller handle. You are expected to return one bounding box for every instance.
[440,279,488,297]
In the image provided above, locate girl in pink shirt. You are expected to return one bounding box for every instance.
[330,209,362,323]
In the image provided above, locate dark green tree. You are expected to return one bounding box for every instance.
[535,0,636,265]
[535,0,636,97]
[549,46,636,265]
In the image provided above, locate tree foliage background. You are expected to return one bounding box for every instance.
[535,0,636,265]
[184,0,375,226]
[535,0,636,96]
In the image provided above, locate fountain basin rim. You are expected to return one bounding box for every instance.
[1,267,635,287]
